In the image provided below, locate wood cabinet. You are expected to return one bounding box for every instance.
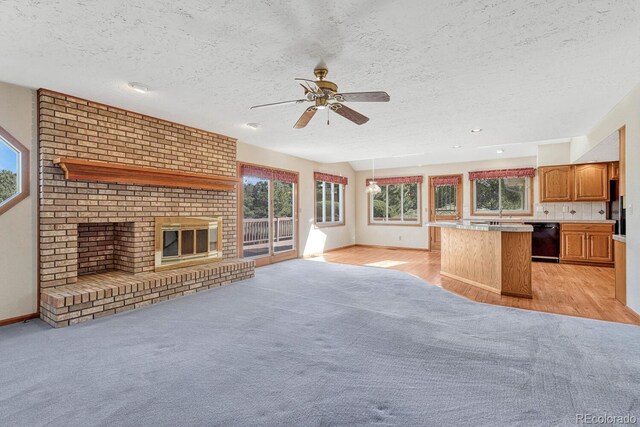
[615,239,626,304]
[539,163,610,202]
[574,163,609,201]
[587,232,613,262]
[561,231,587,261]
[560,223,614,265]
[539,166,573,202]
[609,162,620,180]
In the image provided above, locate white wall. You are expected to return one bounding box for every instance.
[0,82,38,321]
[236,142,356,256]
[537,141,571,166]
[578,83,640,314]
[355,157,538,249]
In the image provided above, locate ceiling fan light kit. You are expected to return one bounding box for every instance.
[251,66,390,129]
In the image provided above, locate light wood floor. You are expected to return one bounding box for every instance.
[312,246,640,326]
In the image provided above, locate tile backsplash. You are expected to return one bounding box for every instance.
[534,202,607,221]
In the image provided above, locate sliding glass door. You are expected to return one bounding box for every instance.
[240,164,298,265]
[242,175,271,258]
[272,180,295,254]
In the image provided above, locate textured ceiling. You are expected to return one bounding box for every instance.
[0,1,638,170]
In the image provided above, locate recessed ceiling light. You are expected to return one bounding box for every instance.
[470,128,483,133]
[496,149,504,154]
[128,82,149,94]
[452,145,462,149]
[245,123,261,130]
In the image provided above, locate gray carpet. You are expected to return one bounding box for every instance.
[1,260,639,426]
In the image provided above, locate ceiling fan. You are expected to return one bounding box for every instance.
[250,66,390,129]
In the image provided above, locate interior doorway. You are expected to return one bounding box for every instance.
[238,162,299,266]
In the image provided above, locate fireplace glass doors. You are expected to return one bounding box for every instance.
[155,217,222,271]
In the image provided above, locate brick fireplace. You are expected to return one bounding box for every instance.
[38,90,254,327]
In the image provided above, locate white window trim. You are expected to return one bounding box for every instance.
[316,181,344,226]
[472,177,532,215]
[369,183,421,225]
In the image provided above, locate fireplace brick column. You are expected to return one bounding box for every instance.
[38,89,240,290]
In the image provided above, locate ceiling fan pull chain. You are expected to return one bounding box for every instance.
[327,108,330,126]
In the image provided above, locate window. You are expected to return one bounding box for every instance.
[369,180,421,225]
[0,126,29,216]
[429,175,462,220]
[314,172,348,226]
[315,181,344,225]
[470,169,534,215]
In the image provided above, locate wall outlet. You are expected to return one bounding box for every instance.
[535,205,544,212]
[562,205,569,213]
[628,203,633,215]
[399,235,402,241]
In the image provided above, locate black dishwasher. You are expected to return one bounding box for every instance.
[524,222,560,263]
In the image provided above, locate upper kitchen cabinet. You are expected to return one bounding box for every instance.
[539,166,573,202]
[609,162,620,180]
[574,163,608,201]
[539,163,611,202]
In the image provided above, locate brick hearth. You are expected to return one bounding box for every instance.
[40,258,254,327]
[38,89,255,327]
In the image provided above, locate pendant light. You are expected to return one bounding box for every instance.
[366,159,381,195]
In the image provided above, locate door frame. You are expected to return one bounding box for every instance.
[237,161,300,267]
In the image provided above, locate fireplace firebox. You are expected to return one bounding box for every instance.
[155,217,223,271]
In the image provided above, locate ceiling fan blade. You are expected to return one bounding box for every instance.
[250,99,307,109]
[295,78,321,94]
[335,91,390,102]
[293,107,317,129]
[294,78,317,84]
[331,103,369,125]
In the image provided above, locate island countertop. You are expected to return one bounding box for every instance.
[427,221,533,233]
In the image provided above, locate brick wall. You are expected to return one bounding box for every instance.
[77,223,115,275]
[38,89,239,289]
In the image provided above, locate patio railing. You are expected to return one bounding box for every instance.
[243,217,294,248]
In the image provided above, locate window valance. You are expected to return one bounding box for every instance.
[366,175,423,186]
[314,172,348,185]
[468,168,536,181]
[431,175,461,187]
[241,164,298,184]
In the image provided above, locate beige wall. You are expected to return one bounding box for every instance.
[236,142,356,256]
[355,157,538,249]
[579,83,640,314]
[0,82,38,320]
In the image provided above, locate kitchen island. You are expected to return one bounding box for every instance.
[429,221,534,298]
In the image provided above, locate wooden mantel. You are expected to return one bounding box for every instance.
[53,157,238,192]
